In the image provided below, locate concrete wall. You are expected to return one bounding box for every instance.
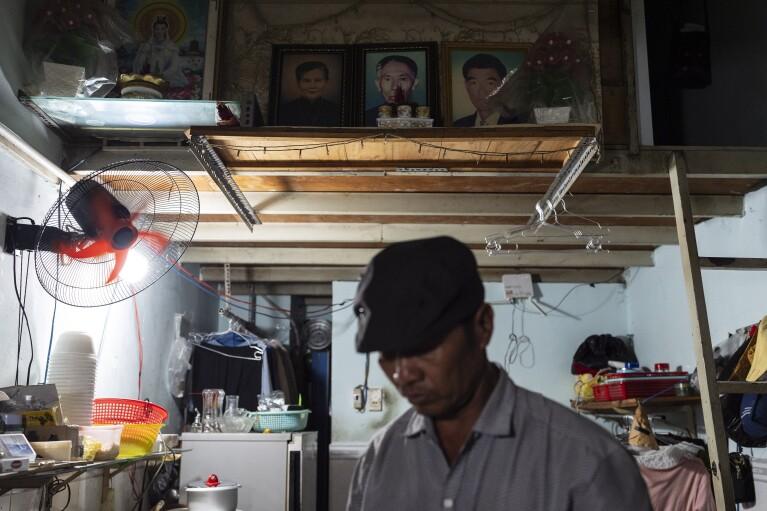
[626,186,767,367]
[0,4,219,506]
[0,139,219,510]
[331,279,629,443]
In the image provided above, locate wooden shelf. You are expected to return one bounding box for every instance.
[571,396,701,411]
[718,381,767,394]
[186,125,600,172]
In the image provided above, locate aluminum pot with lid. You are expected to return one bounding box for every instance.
[186,474,240,511]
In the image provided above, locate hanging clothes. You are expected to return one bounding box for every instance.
[635,443,715,511]
[190,340,265,411]
[268,340,299,404]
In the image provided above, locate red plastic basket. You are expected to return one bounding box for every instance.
[92,398,168,424]
[592,372,689,401]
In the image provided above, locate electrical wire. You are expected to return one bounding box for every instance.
[173,262,352,315]
[131,294,144,399]
[44,182,63,383]
[171,263,355,318]
[23,251,33,385]
[510,269,625,319]
[129,436,177,511]
[12,250,34,385]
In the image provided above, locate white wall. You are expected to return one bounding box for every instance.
[0,145,220,510]
[626,186,767,368]
[331,279,629,444]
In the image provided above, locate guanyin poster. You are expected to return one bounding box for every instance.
[114,0,209,99]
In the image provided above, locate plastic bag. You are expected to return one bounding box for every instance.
[23,0,134,97]
[489,3,598,124]
[166,314,193,399]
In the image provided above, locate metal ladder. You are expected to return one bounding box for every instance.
[669,152,767,511]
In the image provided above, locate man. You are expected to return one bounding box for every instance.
[364,55,419,126]
[348,236,652,511]
[279,61,339,126]
[453,53,517,127]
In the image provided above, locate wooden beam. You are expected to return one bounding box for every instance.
[181,247,652,267]
[669,152,735,510]
[198,265,626,284]
[196,192,742,218]
[193,213,687,226]
[226,282,331,296]
[718,382,767,394]
[699,257,767,270]
[191,222,677,246]
[79,171,765,195]
[596,147,767,175]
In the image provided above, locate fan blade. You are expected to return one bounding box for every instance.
[138,231,170,255]
[107,250,128,284]
[54,239,112,259]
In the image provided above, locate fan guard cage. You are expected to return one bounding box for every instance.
[304,319,332,351]
[35,160,199,307]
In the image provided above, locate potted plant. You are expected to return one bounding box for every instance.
[524,32,589,124]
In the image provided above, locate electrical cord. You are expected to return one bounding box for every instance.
[171,263,355,318]
[23,251,33,385]
[12,250,34,385]
[44,181,63,383]
[129,436,177,511]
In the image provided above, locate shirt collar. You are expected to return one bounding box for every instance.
[472,364,515,437]
[402,364,516,438]
[474,110,502,127]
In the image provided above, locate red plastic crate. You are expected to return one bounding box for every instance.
[592,371,689,401]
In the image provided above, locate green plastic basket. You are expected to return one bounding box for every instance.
[252,410,310,433]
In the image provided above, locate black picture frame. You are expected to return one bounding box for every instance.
[268,44,354,127]
[354,42,440,127]
[441,42,529,127]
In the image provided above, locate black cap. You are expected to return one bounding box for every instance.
[354,236,484,355]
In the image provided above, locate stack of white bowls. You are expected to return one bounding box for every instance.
[47,332,97,426]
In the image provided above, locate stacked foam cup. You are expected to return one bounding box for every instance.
[47,332,98,426]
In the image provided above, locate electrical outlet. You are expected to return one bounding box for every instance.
[367,388,384,412]
[352,386,364,411]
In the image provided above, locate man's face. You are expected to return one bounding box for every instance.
[378,306,492,419]
[298,68,328,100]
[464,67,502,112]
[375,61,418,104]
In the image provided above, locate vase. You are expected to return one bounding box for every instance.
[533,106,571,124]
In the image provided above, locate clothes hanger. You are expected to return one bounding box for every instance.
[485,199,609,255]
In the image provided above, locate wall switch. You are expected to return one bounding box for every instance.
[367,388,384,412]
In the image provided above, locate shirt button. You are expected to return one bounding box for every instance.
[443,498,454,509]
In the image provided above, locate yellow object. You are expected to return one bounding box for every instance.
[81,437,101,461]
[747,317,767,382]
[116,424,163,458]
[574,374,596,400]
[628,404,658,450]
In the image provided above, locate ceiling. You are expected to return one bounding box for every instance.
[71,126,767,294]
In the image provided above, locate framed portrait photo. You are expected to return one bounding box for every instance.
[355,42,439,127]
[107,0,221,100]
[268,45,353,127]
[442,42,529,127]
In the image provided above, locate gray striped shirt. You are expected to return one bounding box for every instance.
[347,367,651,511]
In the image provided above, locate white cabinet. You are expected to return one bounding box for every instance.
[180,432,317,511]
